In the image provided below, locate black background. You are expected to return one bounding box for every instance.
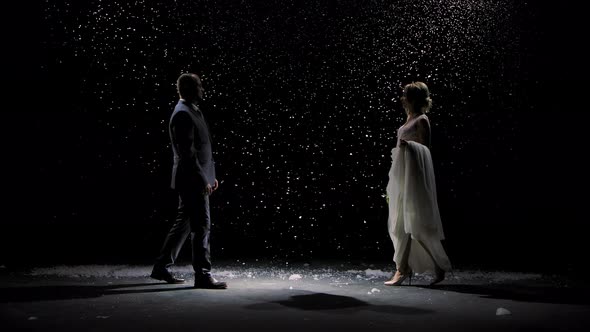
[2,1,588,275]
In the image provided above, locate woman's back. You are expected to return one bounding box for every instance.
[396,114,430,147]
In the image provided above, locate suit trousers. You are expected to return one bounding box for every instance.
[155,189,212,277]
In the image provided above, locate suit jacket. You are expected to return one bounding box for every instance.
[169,100,215,191]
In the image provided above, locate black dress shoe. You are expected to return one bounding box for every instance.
[150,268,185,284]
[194,275,227,289]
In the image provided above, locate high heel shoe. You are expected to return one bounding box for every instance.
[429,266,445,286]
[384,270,413,286]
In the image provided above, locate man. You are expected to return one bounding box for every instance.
[151,73,227,289]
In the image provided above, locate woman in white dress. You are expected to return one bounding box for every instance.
[384,81,452,286]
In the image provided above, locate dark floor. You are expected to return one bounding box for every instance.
[1,261,589,331]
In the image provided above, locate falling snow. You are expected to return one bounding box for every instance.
[39,0,533,261]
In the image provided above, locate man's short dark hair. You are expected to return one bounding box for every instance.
[177,73,200,100]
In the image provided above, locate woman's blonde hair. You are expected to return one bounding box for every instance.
[402,81,432,113]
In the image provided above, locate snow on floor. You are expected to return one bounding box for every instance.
[26,262,543,284]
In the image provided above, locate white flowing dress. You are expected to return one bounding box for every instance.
[386,114,452,273]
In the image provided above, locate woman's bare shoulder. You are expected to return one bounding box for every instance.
[417,114,431,126]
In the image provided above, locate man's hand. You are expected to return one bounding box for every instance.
[204,184,213,196]
[204,180,219,196]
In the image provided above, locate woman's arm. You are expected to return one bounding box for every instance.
[416,117,431,148]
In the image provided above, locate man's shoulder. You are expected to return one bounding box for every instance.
[170,104,193,125]
[173,100,191,113]
[171,101,192,117]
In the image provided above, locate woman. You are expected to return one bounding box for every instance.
[384,81,452,286]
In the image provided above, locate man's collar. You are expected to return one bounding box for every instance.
[180,99,200,111]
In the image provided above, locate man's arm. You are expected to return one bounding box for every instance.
[172,111,209,190]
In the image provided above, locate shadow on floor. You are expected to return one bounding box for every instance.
[429,283,590,305]
[245,291,434,315]
[0,282,193,303]
[1,283,434,316]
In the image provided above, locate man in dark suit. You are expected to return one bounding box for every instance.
[151,73,227,289]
